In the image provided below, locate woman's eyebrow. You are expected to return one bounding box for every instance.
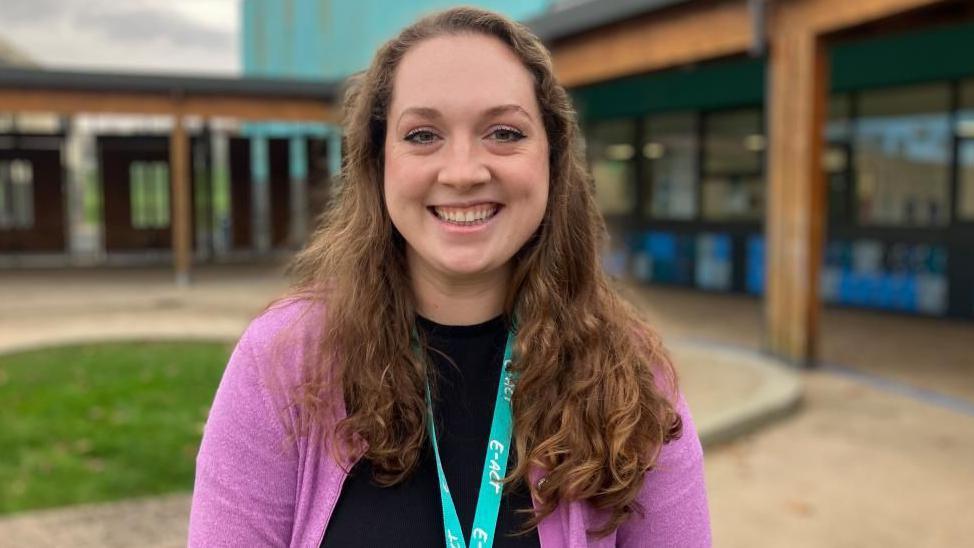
[483,104,533,122]
[398,106,442,124]
[396,104,534,128]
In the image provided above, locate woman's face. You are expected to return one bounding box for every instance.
[384,33,549,284]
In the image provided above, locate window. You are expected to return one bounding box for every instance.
[958,79,974,221]
[704,108,764,175]
[825,94,854,223]
[588,119,637,216]
[854,83,951,227]
[826,94,853,142]
[642,112,697,219]
[130,161,170,229]
[701,108,764,221]
[701,178,764,221]
[0,159,34,229]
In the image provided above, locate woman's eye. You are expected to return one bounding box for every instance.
[405,130,439,145]
[489,127,526,143]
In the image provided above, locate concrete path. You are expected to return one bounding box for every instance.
[0,494,189,548]
[17,264,974,546]
[708,370,974,548]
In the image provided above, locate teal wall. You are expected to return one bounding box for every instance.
[242,0,554,81]
[241,0,557,176]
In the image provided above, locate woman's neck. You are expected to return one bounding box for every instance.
[408,254,510,326]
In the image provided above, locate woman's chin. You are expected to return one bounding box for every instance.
[434,257,504,280]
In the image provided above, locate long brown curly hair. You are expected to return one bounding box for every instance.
[286,6,682,538]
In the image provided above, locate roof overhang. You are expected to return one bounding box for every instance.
[0,67,342,122]
[527,0,692,42]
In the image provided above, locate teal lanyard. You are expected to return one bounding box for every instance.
[414,327,517,548]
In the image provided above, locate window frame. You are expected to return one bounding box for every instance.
[698,106,766,223]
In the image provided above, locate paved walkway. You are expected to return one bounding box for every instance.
[1,265,971,547]
[620,283,974,404]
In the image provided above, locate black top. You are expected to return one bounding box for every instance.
[320,314,541,547]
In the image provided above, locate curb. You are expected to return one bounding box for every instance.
[673,339,804,448]
[0,332,243,358]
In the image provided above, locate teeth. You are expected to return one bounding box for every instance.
[433,205,498,224]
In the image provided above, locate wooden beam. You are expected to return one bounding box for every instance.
[772,0,947,35]
[181,95,336,122]
[0,88,336,123]
[765,27,829,365]
[170,115,192,286]
[548,0,949,89]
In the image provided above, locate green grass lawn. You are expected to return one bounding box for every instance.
[0,341,231,514]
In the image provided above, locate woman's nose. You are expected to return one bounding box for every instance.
[436,139,490,189]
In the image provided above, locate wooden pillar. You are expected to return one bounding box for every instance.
[765,28,829,365]
[170,115,192,285]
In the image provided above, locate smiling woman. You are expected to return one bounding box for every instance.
[385,33,549,324]
[189,7,710,548]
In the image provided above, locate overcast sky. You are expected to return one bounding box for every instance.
[1,0,240,75]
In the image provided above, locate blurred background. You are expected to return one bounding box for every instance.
[0,0,972,547]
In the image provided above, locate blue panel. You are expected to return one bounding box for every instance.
[889,273,916,311]
[746,235,765,295]
[696,232,732,290]
[842,273,866,306]
[647,232,676,261]
[861,272,883,308]
[711,233,731,261]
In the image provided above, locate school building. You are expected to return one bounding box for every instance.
[527,0,974,363]
[1,0,972,365]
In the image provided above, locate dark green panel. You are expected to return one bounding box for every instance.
[831,21,974,92]
[571,56,766,121]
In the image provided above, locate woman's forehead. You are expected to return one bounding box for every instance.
[388,33,541,122]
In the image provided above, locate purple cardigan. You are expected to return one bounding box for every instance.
[189,299,711,547]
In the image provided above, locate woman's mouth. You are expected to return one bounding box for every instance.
[429,203,502,226]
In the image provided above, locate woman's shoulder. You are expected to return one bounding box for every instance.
[233,295,329,389]
[244,296,326,349]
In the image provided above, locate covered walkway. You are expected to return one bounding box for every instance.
[0,67,340,283]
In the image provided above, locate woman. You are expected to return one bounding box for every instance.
[189,7,710,547]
